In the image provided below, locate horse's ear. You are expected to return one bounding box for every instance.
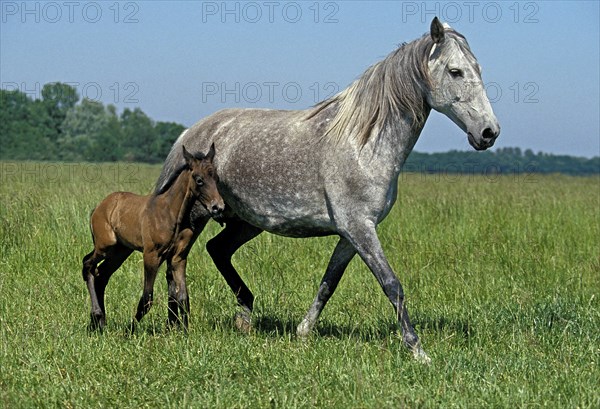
[430,17,445,44]
[182,145,194,167]
[206,143,216,161]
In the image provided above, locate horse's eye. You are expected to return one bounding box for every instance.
[195,178,204,187]
[449,68,463,79]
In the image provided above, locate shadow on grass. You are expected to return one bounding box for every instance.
[414,315,474,340]
[93,312,474,343]
[246,313,474,342]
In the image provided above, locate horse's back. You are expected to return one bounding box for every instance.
[182,108,337,236]
[91,191,147,251]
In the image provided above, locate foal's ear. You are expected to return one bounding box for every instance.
[430,17,445,44]
[182,145,194,167]
[206,143,216,162]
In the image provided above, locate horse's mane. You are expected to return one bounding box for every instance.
[308,29,473,147]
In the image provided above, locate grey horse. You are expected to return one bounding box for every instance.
[155,18,500,361]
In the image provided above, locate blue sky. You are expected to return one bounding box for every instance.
[1,1,599,157]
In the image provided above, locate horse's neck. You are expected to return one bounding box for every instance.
[156,170,195,227]
[363,108,431,177]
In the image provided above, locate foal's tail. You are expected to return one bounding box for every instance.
[87,207,97,245]
[81,207,97,281]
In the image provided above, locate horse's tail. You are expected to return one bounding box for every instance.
[154,129,189,194]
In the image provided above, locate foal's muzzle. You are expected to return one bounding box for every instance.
[208,201,225,219]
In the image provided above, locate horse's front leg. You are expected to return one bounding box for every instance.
[165,260,179,327]
[167,256,190,331]
[297,237,356,337]
[206,219,263,332]
[167,227,201,330]
[340,220,430,363]
[132,251,161,332]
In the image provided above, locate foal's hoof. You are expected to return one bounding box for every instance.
[128,321,138,335]
[234,311,252,333]
[88,313,105,332]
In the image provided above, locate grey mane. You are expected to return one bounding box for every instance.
[307,34,434,146]
[307,29,476,147]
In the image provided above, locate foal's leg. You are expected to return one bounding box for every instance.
[340,220,430,362]
[167,219,207,329]
[206,219,263,331]
[82,250,106,330]
[167,257,190,330]
[91,246,133,330]
[297,237,356,337]
[166,260,178,327]
[132,251,161,331]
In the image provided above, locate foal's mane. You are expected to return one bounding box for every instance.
[308,29,473,147]
[154,151,208,195]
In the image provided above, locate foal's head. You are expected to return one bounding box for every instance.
[182,144,225,218]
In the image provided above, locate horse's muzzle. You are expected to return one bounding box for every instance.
[468,126,500,151]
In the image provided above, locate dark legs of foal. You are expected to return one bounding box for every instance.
[131,251,161,331]
[166,257,191,330]
[206,219,263,329]
[82,246,132,330]
[165,221,206,330]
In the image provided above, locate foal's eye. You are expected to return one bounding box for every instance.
[449,68,463,79]
[195,178,204,187]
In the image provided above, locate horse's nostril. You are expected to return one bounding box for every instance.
[211,204,222,214]
[482,128,496,141]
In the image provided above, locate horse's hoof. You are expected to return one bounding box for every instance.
[412,347,431,364]
[296,320,312,338]
[234,311,252,333]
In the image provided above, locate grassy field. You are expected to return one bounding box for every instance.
[0,161,598,408]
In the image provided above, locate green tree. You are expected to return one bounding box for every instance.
[154,121,186,161]
[88,104,125,162]
[120,108,159,162]
[41,82,79,139]
[0,89,56,160]
[59,99,111,161]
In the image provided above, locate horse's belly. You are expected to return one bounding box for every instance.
[223,191,334,238]
[252,214,334,238]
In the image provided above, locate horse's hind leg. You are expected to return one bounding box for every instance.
[92,246,133,330]
[297,237,356,337]
[82,250,105,330]
[206,219,263,331]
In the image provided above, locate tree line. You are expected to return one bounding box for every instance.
[0,83,184,163]
[1,83,598,175]
[404,148,599,176]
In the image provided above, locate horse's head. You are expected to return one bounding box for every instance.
[182,143,225,218]
[425,17,500,151]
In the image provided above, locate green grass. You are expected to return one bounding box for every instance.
[1,162,599,408]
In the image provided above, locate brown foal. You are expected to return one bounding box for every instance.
[82,144,224,331]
